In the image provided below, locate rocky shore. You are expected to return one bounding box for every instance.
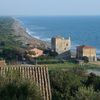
[11,18,50,49]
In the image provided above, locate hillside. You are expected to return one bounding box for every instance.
[0,17,49,49]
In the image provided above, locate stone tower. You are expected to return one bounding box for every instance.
[51,36,71,54]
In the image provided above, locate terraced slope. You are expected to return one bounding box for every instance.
[0,65,51,100]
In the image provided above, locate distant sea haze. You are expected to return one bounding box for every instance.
[17,16,100,56]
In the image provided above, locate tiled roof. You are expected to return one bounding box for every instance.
[77,45,95,49]
[30,48,43,52]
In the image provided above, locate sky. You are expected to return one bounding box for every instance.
[0,0,100,16]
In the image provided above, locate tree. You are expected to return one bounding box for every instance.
[85,73,100,91]
[83,56,89,63]
[28,51,36,56]
[1,48,24,63]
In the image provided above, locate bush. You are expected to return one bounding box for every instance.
[49,69,100,100]
[75,86,100,100]
[49,70,83,100]
[0,70,42,100]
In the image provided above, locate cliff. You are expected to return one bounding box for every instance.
[11,19,50,49]
[0,17,50,49]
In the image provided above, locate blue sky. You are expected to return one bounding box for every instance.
[0,0,100,16]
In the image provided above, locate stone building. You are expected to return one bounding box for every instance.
[76,45,97,62]
[51,36,71,54]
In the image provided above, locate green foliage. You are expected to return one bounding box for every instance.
[49,69,100,100]
[49,51,58,57]
[85,73,100,91]
[83,56,89,63]
[0,17,26,63]
[0,70,42,100]
[75,86,100,100]
[0,17,14,34]
[49,70,83,100]
[28,51,36,55]
[0,48,24,63]
[0,17,22,49]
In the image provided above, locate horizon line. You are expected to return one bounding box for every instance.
[1,15,100,17]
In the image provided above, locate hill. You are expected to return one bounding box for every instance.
[0,17,49,49]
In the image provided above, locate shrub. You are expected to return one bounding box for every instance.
[0,70,42,100]
[75,86,100,100]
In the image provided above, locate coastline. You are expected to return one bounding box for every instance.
[16,17,51,42]
[12,17,50,49]
[15,16,100,57]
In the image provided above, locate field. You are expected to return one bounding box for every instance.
[42,61,100,71]
[46,62,78,70]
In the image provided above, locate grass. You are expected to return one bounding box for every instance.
[81,63,100,70]
[44,61,79,70]
[42,61,100,71]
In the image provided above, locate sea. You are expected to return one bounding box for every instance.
[17,16,100,56]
